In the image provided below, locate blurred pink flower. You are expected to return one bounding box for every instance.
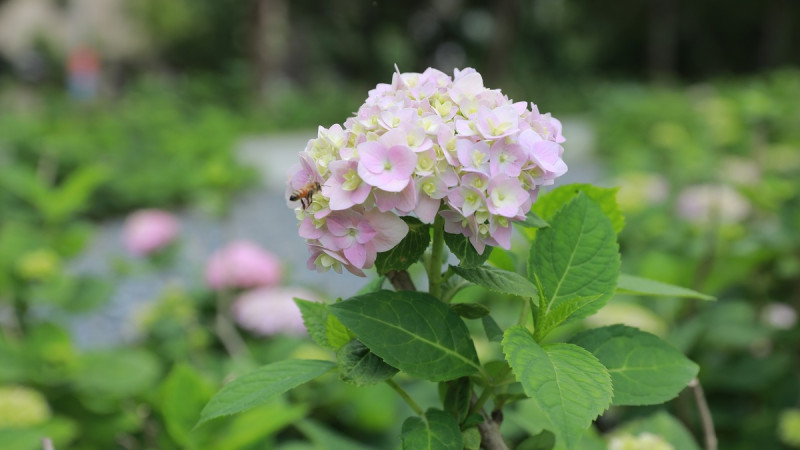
[231,286,320,336]
[123,209,179,256]
[205,241,283,290]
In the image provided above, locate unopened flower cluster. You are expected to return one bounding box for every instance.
[288,67,567,276]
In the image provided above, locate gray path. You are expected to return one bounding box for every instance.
[66,119,599,348]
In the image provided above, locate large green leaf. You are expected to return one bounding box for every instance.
[73,349,161,398]
[530,193,620,339]
[503,327,612,450]
[444,232,492,268]
[160,364,214,447]
[617,274,715,300]
[336,339,398,386]
[198,359,335,425]
[532,183,625,234]
[329,291,481,381]
[450,265,539,303]
[401,409,463,450]
[375,217,430,274]
[570,325,698,405]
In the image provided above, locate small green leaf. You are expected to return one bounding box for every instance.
[462,427,482,450]
[503,327,612,450]
[442,377,472,424]
[329,291,481,381]
[530,193,620,339]
[517,210,550,229]
[444,232,492,268]
[295,299,332,349]
[375,217,430,274]
[451,303,490,319]
[336,339,398,386]
[617,274,715,300]
[571,325,699,405]
[451,265,539,303]
[534,295,603,342]
[357,276,386,294]
[482,315,504,342]
[401,409,464,450]
[198,360,335,425]
[532,183,625,234]
[325,311,352,349]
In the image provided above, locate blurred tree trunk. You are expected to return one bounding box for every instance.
[250,0,289,94]
[647,0,678,81]
[486,0,520,84]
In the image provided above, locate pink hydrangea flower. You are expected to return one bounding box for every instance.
[205,241,283,290]
[288,67,569,269]
[231,286,321,336]
[123,209,179,256]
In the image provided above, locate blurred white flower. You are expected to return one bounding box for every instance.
[231,286,320,337]
[609,432,674,450]
[761,302,797,330]
[676,184,750,225]
[719,157,760,186]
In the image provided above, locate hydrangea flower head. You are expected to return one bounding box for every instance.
[205,240,283,290]
[123,209,179,256]
[288,67,568,275]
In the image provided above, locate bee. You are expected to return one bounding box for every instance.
[289,181,321,210]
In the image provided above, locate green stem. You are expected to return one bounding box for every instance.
[386,379,425,417]
[215,290,252,361]
[428,214,446,299]
[470,386,493,416]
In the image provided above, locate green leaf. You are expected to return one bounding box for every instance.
[295,299,332,349]
[160,364,214,447]
[517,430,556,450]
[534,295,603,341]
[295,419,374,450]
[517,210,550,229]
[357,276,386,294]
[198,359,335,425]
[401,409,463,450]
[615,411,700,450]
[530,193,620,340]
[336,339,398,386]
[616,274,715,300]
[503,327,612,450]
[532,183,625,234]
[375,217,430,274]
[451,265,539,302]
[73,349,161,398]
[570,325,699,406]
[482,316,504,342]
[450,303,490,319]
[444,232,492,268]
[442,377,472,424]
[329,291,481,381]
[462,427,482,450]
[325,312,352,349]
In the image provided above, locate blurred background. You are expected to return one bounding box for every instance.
[0,0,799,449]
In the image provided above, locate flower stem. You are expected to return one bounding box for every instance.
[690,378,717,450]
[215,290,252,361]
[386,378,425,417]
[428,214,446,299]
